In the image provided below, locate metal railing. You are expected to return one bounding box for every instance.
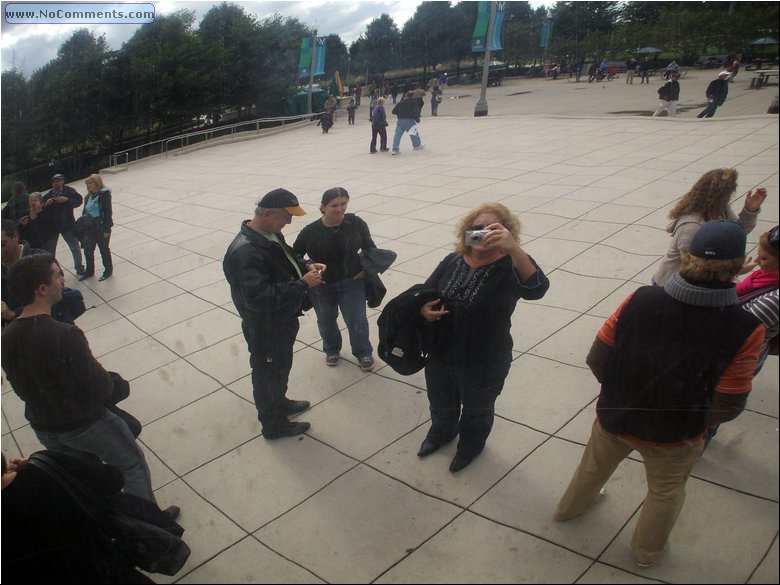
[110,112,321,170]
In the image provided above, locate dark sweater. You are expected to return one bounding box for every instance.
[596,277,761,442]
[423,253,549,366]
[292,214,375,283]
[1,315,112,432]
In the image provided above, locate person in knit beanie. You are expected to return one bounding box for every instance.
[554,220,764,569]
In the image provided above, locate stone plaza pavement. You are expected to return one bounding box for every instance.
[2,72,779,583]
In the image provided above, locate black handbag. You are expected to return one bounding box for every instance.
[27,453,190,576]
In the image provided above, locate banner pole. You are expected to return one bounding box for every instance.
[475,1,497,117]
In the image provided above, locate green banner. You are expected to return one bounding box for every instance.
[471,1,490,52]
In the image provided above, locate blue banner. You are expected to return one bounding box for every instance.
[314,36,326,77]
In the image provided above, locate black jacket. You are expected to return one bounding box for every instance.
[42,184,83,231]
[223,221,309,328]
[83,188,114,231]
[706,78,729,106]
[392,97,421,122]
[658,80,681,101]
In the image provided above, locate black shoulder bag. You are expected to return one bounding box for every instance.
[27,453,191,576]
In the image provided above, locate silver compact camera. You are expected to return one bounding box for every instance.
[465,229,491,244]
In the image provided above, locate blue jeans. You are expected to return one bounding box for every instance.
[55,228,84,272]
[309,277,372,359]
[392,118,422,152]
[697,101,719,118]
[35,410,156,503]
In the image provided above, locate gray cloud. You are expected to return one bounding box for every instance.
[1,0,421,75]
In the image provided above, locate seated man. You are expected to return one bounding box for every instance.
[1,254,170,508]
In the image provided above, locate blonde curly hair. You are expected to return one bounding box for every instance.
[455,202,520,255]
[668,168,738,221]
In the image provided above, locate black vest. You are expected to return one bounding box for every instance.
[597,286,760,442]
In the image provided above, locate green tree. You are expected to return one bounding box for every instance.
[361,14,401,79]
[323,34,349,81]
[1,69,30,172]
[254,14,311,115]
[400,1,454,74]
[199,2,261,119]
[27,30,110,173]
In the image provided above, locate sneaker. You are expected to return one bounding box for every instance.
[263,421,311,439]
[359,356,375,372]
[380,148,389,152]
[413,144,425,151]
[391,150,400,155]
[326,354,340,366]
[370,150,377,154]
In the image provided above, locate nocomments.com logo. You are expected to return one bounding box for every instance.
[5,3,155,24]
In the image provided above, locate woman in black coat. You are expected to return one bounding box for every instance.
[79,173,114,281]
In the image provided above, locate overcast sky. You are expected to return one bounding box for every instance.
[0,0,456,75]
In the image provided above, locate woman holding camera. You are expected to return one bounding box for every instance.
[418,202,549,472]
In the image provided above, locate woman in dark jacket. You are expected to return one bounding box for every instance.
[293,187,377,371]
[370,97,389,153]
[79,173,114,281]
[17,192,58,252]
[417,202,550,472]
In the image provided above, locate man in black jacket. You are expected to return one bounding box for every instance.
[42,174,84,275]
[697,71,730,118]
[652,72,681,117]
[391,91,423,155]
[223,189,326,438]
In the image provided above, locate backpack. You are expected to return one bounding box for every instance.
[377,284,439,375]
[51,287,87,324]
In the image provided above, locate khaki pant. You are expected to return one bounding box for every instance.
[555,419,702,564]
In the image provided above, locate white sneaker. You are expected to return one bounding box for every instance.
[413,144,425,151]
[391,150,400,155]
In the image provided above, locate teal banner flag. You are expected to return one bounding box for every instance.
[471,1,489,52]
[472,2,504,53]
[299,37,313,78]
[314,36,326,77]
[299,36,327,78]
[540,20,554,48]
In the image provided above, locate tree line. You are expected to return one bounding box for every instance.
[2,1,777,188]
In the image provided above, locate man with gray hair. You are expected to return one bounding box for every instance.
[554,220,764,568]
[223,189,326,439]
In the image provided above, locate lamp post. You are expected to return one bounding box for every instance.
[306,28,318,115]
[474,1,497,117]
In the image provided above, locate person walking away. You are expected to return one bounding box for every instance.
[554,221,763,568]
[346,99,356,125]
[652,72,681,117]
[391,92,423,155]
[697,71,729,118]
[369,97,389,153]
[625,58,636,84]
[431,87,443,116]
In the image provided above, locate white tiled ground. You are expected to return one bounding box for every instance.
[2,71,779,583]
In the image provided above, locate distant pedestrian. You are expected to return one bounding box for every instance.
[697,71,729,118]
[625,57,636,84]
[652,72,681,118]
[369,97,389,153]
[431,87,443,116]
[639,58,651,84]
[391,92,423,155]
[347,98,356,125]
[354,83,362,107]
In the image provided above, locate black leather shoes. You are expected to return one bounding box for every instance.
[284,399,311,415]
[417,439,441,458]
[78,273,94,281]
[449,453,477,473]
[162,505,181,521]
[263,421,310,439]
[98,273,112,281]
